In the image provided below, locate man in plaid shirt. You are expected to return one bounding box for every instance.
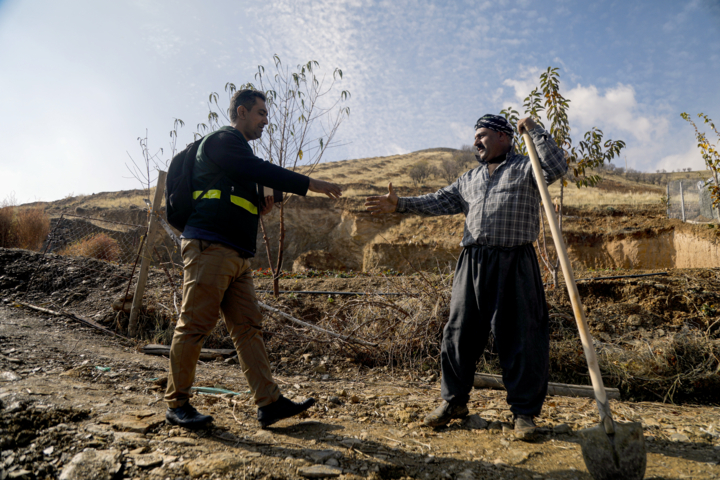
[366,115,567,440]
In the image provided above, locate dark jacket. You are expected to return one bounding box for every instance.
[184,126,310,255]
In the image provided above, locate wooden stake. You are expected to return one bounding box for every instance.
[129,171,167,337]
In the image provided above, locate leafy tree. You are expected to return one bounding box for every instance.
[203,56,350,296]
[500,67,626,286]
[681,112,720,208]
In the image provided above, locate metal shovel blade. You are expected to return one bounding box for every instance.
[578,421,646,480]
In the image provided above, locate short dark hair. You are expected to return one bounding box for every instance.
[229,89,266,122]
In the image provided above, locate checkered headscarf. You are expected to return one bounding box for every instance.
[474,114,515,138]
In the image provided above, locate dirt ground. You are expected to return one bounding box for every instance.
[1,302,719,480]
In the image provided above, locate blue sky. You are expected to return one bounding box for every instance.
[1,0,719,202]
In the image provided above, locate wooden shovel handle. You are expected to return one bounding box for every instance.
[522,132,614,429]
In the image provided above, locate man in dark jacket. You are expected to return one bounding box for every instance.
[365,115,567,440]
[165,89,341,429]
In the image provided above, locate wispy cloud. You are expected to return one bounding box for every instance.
[0,0,719,201]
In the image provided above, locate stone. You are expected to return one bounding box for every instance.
[339,438,361,448]
[85,424,114,436]
[163,437,198,446]
[8,470,32,479]
[0,371,21,382]
[309,450,337,463]
[97,413,164,434]
[298,464,342,478]
[349,395,361,404]
[185,452,254,477]
[325,458,340,467]
[313,364,328,374]
[328,396,341,404]
[457,469,476,480]
[131,453,164,469]
[553,423,572,434]
[112,432,148,446]
[670,432,690,442]
[505,449,531,465]
[58,449,122,480]
[462,414,489,430]
[224,356,239,365]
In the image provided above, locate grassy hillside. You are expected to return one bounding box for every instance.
[18,147,714,213]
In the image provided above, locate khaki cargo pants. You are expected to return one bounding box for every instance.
[164,239,280,408]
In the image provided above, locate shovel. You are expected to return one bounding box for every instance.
[522,129,647,480]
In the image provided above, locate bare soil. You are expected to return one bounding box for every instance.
[2,269,720,479]
[1,305,720,479]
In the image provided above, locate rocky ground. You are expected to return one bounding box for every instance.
[1,303,719,480]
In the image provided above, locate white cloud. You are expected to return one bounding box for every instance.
[565,83,668,144]
[498,73,703,172]
[656,141,707,173]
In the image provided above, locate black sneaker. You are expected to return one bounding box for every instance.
[423,400,469,427]
[257,395,315,428]
[166,402,213,430]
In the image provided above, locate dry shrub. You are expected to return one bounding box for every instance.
[0,205,14,248]
[598,330,720,403]
[0,203,50,251]
[13,208,50,250]
[256,272,453,370]
[60,233,121,262]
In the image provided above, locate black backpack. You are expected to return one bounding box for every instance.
[165,138,223,232]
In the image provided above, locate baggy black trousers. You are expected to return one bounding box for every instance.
[440,243,549,416]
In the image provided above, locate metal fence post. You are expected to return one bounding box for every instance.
[666,183,670,218]
[679,180,686,222]
[129,171,167,337]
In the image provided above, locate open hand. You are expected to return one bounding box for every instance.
[308,178,343,199]
[365,183,398,215]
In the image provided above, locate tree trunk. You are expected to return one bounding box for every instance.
[273,201,286,297]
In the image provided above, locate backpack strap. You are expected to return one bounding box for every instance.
[192,172,224,205]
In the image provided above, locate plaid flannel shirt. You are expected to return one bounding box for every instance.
[397,126,567,247]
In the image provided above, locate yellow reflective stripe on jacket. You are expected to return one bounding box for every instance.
[192,190,221,200]
[230,195,258,215]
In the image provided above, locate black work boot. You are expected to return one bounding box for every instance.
[257,395,315,428]
[166,402,213,430]
[514,414,537,441]
[423,400,469,427]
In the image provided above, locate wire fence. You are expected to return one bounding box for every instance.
[667,179,720,222]
[21,214,181,323]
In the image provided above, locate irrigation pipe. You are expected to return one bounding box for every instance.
[256,290,411,296]
[576,272,668,282]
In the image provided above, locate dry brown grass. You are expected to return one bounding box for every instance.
[0,202,50,251]
[0,205,14,248]
[14,208,50,250]
[60,233,122,262]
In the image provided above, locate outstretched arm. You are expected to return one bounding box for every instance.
[308,177,343,200]
[366,182,464,216]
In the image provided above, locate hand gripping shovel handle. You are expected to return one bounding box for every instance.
[523,132,615,435]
